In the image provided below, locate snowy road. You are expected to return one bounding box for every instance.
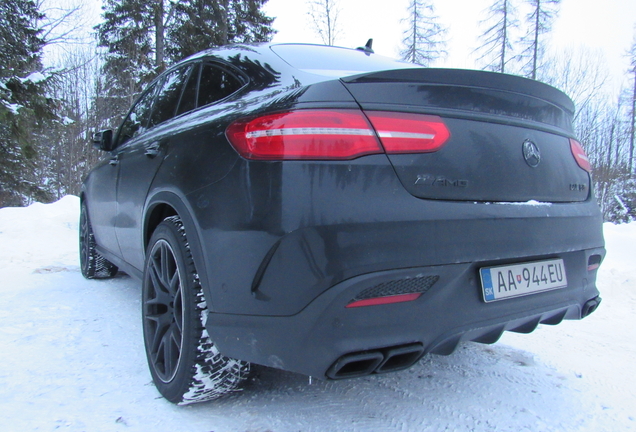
[1,197,635,432]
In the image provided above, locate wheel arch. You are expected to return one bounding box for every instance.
[144,203,178,249]
[143,191,212,308]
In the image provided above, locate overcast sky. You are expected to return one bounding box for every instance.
[65,0,636,94]
[264,0,636,92]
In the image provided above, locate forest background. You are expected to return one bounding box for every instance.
[1,0,634,222]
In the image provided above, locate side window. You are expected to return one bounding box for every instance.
[197,63,244,107]
[117,84,157,147]
[175,64,199,117]
[148,65,192,128]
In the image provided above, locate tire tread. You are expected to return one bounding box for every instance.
[150,216,249,405]
[80,203,118,279]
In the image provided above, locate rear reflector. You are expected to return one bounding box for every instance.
[225,110,382,160]
[345,293,422,308]
[570,139,592,172]
[226,109,451,160]
[587,254,602,271]
[366,111,450,153]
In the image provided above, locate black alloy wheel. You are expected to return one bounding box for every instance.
[79,203,118,279]
[144,237,185,383]
[142,216,249,404]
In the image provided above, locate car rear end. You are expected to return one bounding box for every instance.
[203,45,604,379]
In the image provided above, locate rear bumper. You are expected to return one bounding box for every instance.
[190,156,605,378]
[205,245,604,378]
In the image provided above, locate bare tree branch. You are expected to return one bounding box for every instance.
[307,0,342,46]
[36,0,87,46]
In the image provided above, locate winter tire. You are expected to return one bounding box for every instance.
[142,216,250,405]
[79,203,118,279]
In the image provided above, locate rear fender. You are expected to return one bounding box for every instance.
[143,190,213,308]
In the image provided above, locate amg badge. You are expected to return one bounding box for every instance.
[414,174,468,188]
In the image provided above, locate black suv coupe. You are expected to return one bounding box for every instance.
[80,43,605,404]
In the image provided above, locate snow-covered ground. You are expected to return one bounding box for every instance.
[0,196,634,432]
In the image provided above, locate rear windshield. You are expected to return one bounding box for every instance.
[270,44,420,77]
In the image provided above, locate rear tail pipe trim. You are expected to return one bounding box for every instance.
[582,296,601,318]
[326,343,424,380]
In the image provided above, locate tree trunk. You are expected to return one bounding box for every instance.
[211,0,229,45]
[411,0,417,62]
[155,1,165,72]
[501,1,507,73]
[630,69,636,174]
[532,0,540,80]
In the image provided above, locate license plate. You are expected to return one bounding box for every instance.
[480,259,567,303]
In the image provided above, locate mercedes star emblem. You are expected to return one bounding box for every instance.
[522,140,541,168]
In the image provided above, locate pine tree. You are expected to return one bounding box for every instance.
[96,0,275,128]
[95,0,158,128]
[475,0,518,73]
[399,0,447,67]
[0,0,57,206]
[168,0,275,60]
[519,0,561,80]
[231,0,276,45]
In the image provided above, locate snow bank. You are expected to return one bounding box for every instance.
[0,195,79,272]
[601,221,636,270]
[0,198,634,432]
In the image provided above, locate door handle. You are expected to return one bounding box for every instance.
[145,142,162,158]
[109,154,119,166]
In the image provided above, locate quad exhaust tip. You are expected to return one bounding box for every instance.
[326,343,425,380]
[582,296,602,318]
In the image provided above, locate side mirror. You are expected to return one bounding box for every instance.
[92,130,114,151]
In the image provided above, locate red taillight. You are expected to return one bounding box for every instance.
[225,110,383,160]
[345,293,422,308]
[366,111,450,153]
[570,139,591,172]
[226,109,451,160]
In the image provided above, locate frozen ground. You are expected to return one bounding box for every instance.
[0,196,634,432]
